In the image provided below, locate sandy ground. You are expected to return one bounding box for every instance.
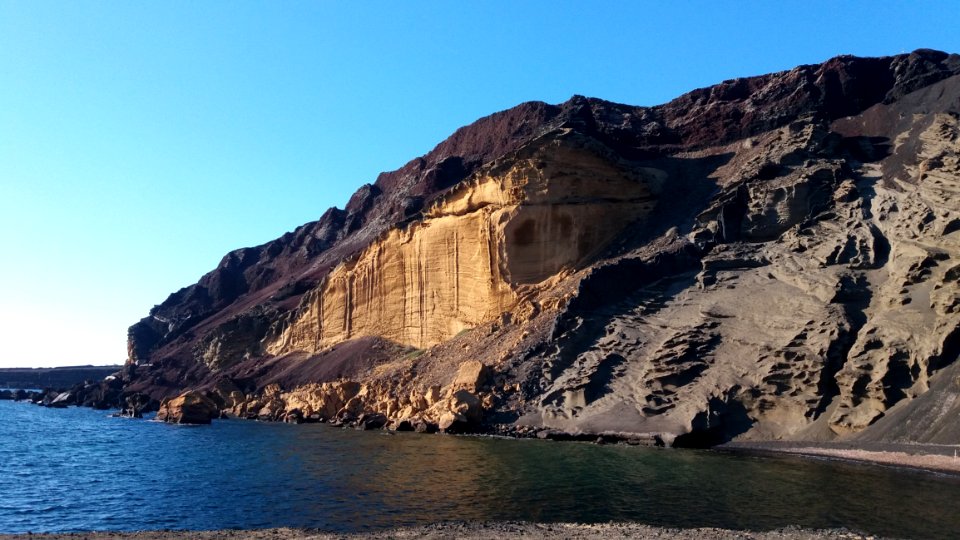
[721,440,960,475]
[0,523,884,539]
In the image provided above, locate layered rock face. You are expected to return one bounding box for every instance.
[266,133,662,353]
[119,49,960,446]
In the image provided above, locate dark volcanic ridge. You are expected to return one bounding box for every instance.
[0,365,120,390]
[59,49,960,447]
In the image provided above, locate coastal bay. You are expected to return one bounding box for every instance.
[2,402,960,539]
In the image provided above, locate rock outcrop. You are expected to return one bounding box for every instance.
[115,49,960,446]
[265,133,662,353]
[157,391,220,425]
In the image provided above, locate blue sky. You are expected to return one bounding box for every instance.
[2,1,959,367]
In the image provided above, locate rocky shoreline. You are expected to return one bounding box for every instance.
[8,379,960,479]
[0,375,146,417]
[722,441,960,476]
[109,49,960,451]
[149,360,681,446]
[13,51,960,454]
[0,523,886,540]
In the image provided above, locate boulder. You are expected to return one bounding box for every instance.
[452,361,490,392]
[413,420,438,433]
[253,394,284,421]
[439,411,469,433]
[0,390,12,400]
[436,390,483,433]
[39,389,59,406]
[338,395,365,418]
[257,405,278,421]
[121,393,153,418]
[208,378,244,410]
[65,376,123,411]
[424,385,441,406]
[283,408,304,424]
[393,419,415,432]
[157,391,219,425]
[47,391,73,408]
[449,390,482,422]
[357,412,387,430]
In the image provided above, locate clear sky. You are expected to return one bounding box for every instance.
[1,1,958,368]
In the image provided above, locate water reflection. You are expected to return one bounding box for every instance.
[1,401,959,538]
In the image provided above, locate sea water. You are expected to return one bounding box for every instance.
[1,400,959,538]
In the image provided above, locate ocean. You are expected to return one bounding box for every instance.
[1,400,959,538]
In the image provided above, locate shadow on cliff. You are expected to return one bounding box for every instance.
[535,151,736,363]
[520,134,904,446]
[215,336,414,394]
[807,134,893,420]
[673,398,755,448]
[515,152,735,420]
[611,152,736,255]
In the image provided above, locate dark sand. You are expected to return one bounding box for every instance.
[721,440,960,476]
[0,523,883,539]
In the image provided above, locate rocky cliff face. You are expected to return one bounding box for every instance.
[122,49,960,446]
[265,133,663,354]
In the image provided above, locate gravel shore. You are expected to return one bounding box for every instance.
[721,440,960,475]
[0,523,883,539]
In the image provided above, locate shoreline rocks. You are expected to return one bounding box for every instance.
[157,391,220,425]
[36,51,960,449]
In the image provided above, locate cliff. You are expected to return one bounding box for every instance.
[119,49,960,445]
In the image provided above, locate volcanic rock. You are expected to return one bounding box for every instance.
[157,391,220,425]
[393,419,415,432]
[452,361,490,393]
[47,392,73,408]
[438,412,467,433]
[116,49,960,446]
[357,412,388,430]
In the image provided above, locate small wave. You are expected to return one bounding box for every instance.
[12,504,65,515]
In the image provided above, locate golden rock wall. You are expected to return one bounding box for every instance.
[266,136,663,353]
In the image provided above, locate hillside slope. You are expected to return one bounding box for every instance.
[117,49,960,445]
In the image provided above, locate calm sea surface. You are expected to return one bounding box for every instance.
[1,400,959,538]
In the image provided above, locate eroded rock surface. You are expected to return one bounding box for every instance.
[117,50,960,446]
[265,133,662,353]
[157,391,219,425]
